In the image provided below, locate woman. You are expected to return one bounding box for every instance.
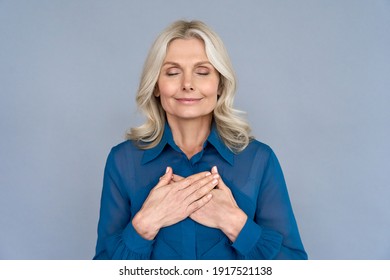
[93,20,307,260]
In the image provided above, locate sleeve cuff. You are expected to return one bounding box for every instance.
[232,218,284,259]
[231,218,262,255]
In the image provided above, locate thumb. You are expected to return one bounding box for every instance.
[211,166,227,190]
[156,166,173,187]
[211,166,230,190]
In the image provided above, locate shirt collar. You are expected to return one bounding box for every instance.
[141,122,234,165]
[206,122,234,165]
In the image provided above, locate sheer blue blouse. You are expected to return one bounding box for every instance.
[93,124,307,260]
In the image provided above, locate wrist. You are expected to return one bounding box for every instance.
[132,211,160,240]
[220,208,247,242]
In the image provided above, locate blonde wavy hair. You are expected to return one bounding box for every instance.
[127,20,253,153]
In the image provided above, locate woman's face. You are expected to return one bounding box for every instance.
[156,38,220,123]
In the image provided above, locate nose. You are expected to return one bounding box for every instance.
[183,84,194,91]
[182,73,194,91]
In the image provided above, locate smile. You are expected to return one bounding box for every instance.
[175,98,203,104]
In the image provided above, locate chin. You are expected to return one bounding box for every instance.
[169,111,214,121]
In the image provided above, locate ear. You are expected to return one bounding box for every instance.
[217,77,223,96]
[217,89,222,99]
[154,86,160,97]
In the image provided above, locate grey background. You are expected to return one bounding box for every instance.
[0,0,389,259]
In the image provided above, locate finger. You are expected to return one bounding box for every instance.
[172,174,185,182]
[183,174,219,202]
[187,192,213,214]
[211,166,228,190]
[176,171,211,190]
[181,172,217,193]
[156,166,173,188]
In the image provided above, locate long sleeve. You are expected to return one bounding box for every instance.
[94,129,307,260]
[93,148,154,260]
[231,150,308,260]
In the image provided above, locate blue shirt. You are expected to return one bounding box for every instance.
[94,124,307,260]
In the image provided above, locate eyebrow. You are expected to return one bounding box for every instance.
[162,61,213,67]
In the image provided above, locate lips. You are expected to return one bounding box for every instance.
[175,98,203,104]
[177,98,201,101]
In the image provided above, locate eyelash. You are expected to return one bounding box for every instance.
[166,72,209,76]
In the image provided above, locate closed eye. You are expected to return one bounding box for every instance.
[196,66,210,76]
[165,67,181,76]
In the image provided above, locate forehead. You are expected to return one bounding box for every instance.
[164,38,208,62]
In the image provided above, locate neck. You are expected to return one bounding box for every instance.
[167,116,212,159]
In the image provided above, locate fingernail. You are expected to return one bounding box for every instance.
[212,179,218,184]
[213,166,218,173]
[165,167,170,174]
[213,174,219,179]
[205,172,211,176]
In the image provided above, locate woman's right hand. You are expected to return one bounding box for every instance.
[132,167,219,240]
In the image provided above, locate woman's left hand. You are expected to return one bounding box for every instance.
[173,166,247,242]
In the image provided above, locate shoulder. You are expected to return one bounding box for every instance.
[243,138,274,158]
[110,139,139,154]
[106,140,144,165]
[234,138,280,168]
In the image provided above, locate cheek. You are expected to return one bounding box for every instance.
[157,80,179,98]
[157,87,175,112]
[203,82,219,98]
[158,94,171,112]
[203,75,220,96]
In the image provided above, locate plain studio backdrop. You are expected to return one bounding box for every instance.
[0,0,389,260]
